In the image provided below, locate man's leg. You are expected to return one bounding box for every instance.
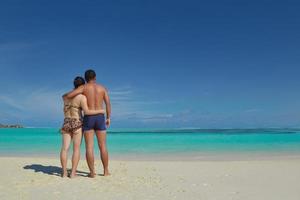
[70,129,82,178]
[84,130,96,177]
[96,131,110,176]
[60,132,71,177]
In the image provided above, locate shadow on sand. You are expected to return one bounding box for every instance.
[23,164,89,177]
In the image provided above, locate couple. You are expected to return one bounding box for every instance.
[60,69,111,178]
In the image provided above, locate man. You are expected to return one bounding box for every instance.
[65,69,111,177]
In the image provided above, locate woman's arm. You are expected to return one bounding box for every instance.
[80,95,105,115]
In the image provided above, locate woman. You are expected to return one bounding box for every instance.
[60,76,104,178]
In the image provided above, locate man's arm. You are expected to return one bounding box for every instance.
[104,88,111,127]
[62,85,84,99]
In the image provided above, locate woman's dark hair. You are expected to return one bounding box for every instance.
[85,69,96,82]
[73,76,85,88]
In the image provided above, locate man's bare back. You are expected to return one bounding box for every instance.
[83,82,106,111]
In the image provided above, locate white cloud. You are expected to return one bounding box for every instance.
[0,86,198,125]
[139,114,174,122]
[0,87,64,123]
[0,85,176,126]
[243,108,262,113]
[0,96,24,110]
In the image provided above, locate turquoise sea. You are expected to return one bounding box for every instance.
[1,128,300,159]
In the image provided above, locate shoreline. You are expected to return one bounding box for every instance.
[2,151,300,161]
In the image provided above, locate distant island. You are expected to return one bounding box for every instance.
[0,124,24,128]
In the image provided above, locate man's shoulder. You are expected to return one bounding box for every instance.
[96,83,106,91]
[84,82,107,92]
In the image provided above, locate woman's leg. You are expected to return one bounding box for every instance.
[60,131,71,177]
[70,129,82,178]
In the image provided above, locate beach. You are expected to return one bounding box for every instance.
[1,128,300,199]
[1,156,300,200]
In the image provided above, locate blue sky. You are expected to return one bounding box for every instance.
[0,0,300,128]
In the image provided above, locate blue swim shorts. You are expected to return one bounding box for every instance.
[83,114,106,132]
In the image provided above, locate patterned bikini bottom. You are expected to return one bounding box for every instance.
[61,118,82,134]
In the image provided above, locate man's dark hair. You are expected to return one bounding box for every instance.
[85,69,96,82]
[73,76,85,88]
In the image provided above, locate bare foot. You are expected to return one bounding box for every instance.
[103,170,111,176]
[88,172,96,178]
[70,173,77,179]
[61,172,68,178]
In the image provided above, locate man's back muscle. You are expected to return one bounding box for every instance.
[83,83,105,110]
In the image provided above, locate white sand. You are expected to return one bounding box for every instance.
[0,157,300,200]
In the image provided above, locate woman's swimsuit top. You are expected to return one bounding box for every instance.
[64,103,81,119]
